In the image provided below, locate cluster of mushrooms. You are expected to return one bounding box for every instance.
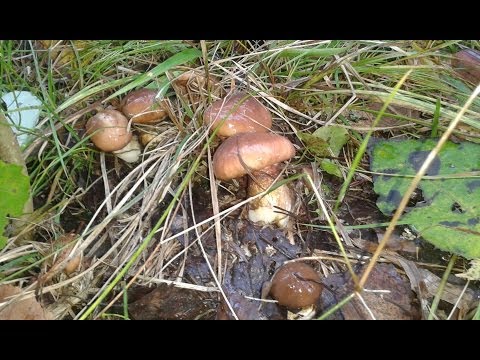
[85,88,167,163]
[204,92,296,229]
[204,93,323,313]
[86,88,324,314]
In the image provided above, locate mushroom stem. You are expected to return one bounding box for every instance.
[247,164,294,229]
[112,135,141,163]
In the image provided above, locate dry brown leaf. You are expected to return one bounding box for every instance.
[351,232,417,254]
[348,102,421,129]
[385,254,479,319]
[37,41,87,68]
[128,284,214,320]
[322,263,419,320]
[418,268,478,314]
[0,284,53,320]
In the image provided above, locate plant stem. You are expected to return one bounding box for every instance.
[428,254,457,320]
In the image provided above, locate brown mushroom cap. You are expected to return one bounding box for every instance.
[269,262,323,309]
[213,132,295,181]
[85,110,133,152]
[204,92,272,137]
[121,88,167,124]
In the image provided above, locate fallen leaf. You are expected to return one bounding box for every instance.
[218,220,301,320]
[298,126,349,178]
[369,138,480,259]
[351,230,417,254]
[385,254,479,319]
[321,263,419,320]
[419,267,478,315]
[128,284,214,320]
[0,284,53,320]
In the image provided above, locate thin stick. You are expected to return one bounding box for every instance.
[207,143,223,283]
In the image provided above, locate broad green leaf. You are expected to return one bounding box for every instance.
[298,131,329,157]
[369,138,480,259]
[0,160,31,249]
[313,126,349,155]
[320,159,342,177]
[299,126,349,177]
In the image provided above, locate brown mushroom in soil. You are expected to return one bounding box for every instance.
[173,70,223,106]
[57,232,82,276]
[204,92,272,137]
[121,88,168,124]
[212,132,295,228]
[269,262,323,310]
[85,109,141,163]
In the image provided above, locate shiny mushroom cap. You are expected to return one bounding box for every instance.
[270,262,323,309]
[204,92,272,137]
[85,110,132,152]
[212,132,295,181]
[121,88,168,124]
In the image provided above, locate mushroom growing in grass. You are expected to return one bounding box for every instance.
[86,109,141,163]
[121,88,168,124]
[173,69,223,108]
[204,92,272,137]
[268,262,323,315]
[213,132,296,228]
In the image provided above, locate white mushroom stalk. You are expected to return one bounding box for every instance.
[247,165,294,228]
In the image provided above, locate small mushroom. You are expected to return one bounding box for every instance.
[85,109,141,163]
[174,69,222,103]
[204,92,272,137]
[57,232,82,276]
[213,132,295,228]
[269,262,323,310]
[85,110,132,152]
[121,88,168,124]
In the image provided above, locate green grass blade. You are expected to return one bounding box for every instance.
[431,98,441,138]
[279,48,347,58]
[317,293,356,320]
[56,77,131,113]
[428,254,457,320]
[103,47,201,102]
[334,70,413,212]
